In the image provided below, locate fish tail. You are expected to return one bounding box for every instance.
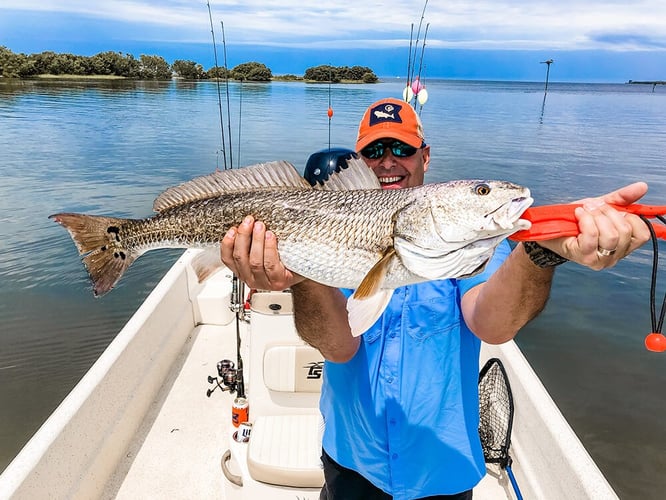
[49,212,138,296]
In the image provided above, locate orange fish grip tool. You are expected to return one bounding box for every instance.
[510,203,666,352]
[510,203,666,242]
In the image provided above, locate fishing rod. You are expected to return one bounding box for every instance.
[206,0,228,170]
[237,78,243,167]
[204,4,249,428]
[406,23,414,94]
[403,1,430,111]
[410,0,429,87]
[220,20,234,170]
[414,23,430,112]
[328,68,333,150]
[416,23,429,84]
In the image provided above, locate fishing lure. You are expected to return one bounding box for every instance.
[510,203,666,352]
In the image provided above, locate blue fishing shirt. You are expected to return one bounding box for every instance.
[320,241,511,499]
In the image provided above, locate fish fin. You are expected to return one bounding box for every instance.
[354,247,396,299]
[153,160,311,212]
[347,290,394,337]
[313,157,381,191]
[49,213,137,296]
[191,248,225,282]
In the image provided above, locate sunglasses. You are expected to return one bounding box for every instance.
[360,140,422,160]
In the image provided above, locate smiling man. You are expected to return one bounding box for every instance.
[356,98,430,189]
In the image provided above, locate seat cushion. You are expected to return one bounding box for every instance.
[247,413,325,488]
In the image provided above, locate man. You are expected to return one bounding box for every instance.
[220,97,650,499]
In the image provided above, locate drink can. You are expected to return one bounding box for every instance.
[232,397,249,427]
[234,421,253,443]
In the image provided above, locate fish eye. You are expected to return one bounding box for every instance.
[474,183,491,196]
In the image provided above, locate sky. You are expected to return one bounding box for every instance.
[1,1,665,83]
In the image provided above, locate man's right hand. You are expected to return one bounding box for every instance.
[220,215,304,291]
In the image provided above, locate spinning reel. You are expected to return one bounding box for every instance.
[206,359,239,397]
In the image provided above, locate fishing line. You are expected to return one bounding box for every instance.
[640,215,666,336]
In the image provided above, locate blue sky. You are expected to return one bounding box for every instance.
[1,1,665,82]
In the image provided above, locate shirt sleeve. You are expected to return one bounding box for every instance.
[456,240,512,297]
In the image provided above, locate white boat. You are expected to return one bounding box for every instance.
[0,249,618,499]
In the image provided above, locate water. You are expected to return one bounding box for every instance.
[1,78,665,498]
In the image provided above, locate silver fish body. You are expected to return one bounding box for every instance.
[51,159,532,333]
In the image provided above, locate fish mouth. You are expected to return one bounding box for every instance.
[488,195,534,232]
[413,194,534,257]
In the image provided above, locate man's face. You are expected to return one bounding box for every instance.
[359,138,431,190]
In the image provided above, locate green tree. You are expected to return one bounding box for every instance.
[343,65,374,81]
[362,72,378,83]
[115,53,140,78]
[230,61,272,81]
[89,51,131,76]
[304,65,340,82]
[173,59,206,79]
[304,64,377,83]
[138,54,172,80]
[206,66,229,79]
[0,47,38,77]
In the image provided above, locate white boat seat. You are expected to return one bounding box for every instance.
[245,291,325,488]
[247,413,325,488]
[247,290,324,414]
[263,345,323,393]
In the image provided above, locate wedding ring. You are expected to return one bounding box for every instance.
[596,247,617,257]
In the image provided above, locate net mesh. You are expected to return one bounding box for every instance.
[478,358,514,468]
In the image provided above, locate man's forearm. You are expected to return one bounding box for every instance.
[463,243,555,344]
[291,280,360,362]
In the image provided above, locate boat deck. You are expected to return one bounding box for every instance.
[104,325,233,499]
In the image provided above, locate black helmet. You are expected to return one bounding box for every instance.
[303,147,359,186]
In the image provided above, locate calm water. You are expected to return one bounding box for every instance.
[1,78,665,498]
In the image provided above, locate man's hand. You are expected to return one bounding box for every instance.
[220,215,304,290]
[540,182,651,269]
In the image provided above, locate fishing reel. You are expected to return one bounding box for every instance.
[206,359,239,397]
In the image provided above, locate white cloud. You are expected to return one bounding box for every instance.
[3,0,666,51]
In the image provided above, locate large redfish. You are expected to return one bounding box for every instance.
[50,159,532,335]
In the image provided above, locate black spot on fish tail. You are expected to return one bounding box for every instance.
[50,212,137,296]
[107,226,121,242]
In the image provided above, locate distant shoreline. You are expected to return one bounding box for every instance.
[0,74,376,84]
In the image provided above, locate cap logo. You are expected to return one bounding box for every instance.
[369,103,403,126]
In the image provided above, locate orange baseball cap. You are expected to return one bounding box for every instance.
[356,97,425,151]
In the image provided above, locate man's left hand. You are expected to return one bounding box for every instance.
[539,182,651,269]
